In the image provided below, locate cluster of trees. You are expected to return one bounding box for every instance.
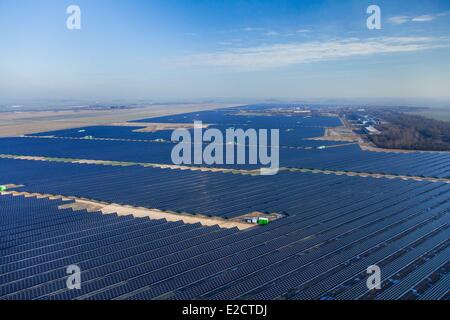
[369,112,450,151]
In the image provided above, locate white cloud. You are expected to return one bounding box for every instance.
[389,11,449,25]
[243,27,262,32]
[264,31,279,36]
[412,14,436,22]
[296,29,311,33]
[388,16,410,25]
[181,37,450,70]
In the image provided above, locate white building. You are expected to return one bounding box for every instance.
[364,126,381,135]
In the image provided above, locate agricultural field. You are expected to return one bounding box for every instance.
[408,108,450,122]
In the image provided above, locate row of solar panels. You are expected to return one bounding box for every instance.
[1,137,449,178]
[1,157,443,219]
[0,193,448,300]
[28,124,332,149]
[130,107,343,128]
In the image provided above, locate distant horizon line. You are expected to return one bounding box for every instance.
[1,97,450,109]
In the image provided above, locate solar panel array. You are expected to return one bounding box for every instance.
[28,125,332,148]
[0,158,446,219]
[0,190,448,300]
[1,105,449,300]
[131,108,343,128]
[11,105,448,177]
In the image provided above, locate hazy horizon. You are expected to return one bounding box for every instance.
[2,96,450,111]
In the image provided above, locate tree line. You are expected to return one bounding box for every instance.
[368,112,450,151]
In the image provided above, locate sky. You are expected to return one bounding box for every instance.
[1,0,450,105]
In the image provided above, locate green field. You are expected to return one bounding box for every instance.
[408,108,450,122]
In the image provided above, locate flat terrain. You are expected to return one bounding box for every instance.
[1,104,449,301]
[307,125,361,142]
[408,108,450,122]
[0,103,235,137]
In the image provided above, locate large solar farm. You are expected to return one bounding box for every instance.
[1,105,449,301]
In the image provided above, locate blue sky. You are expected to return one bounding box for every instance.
[1,0,450,104]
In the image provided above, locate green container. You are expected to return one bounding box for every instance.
[258,218,269,225]
[0,186,7,192]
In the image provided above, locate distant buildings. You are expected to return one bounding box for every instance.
[363,126,381,135]
[347,112,382,135]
